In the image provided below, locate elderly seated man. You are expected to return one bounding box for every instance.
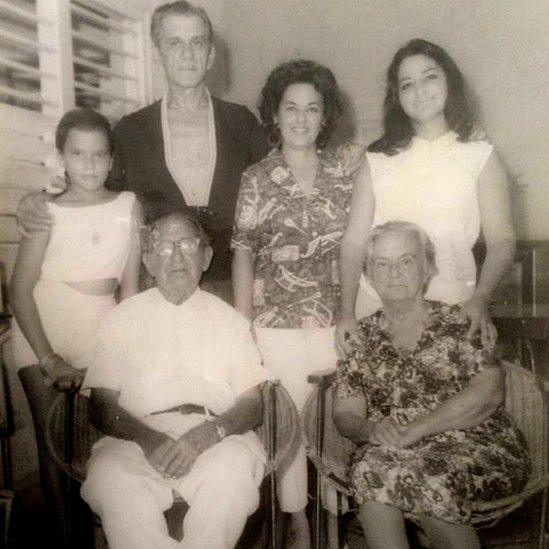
[80,212,272,549]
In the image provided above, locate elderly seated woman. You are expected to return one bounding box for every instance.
[332,220,530,549]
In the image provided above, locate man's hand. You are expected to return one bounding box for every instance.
[460,295,497,348]
[335,313,358,358]
[17,192,53,237]
[158,421,220,479]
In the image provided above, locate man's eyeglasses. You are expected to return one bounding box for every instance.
[152,237,201,257]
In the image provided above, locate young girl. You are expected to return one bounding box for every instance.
[9,108,143,546]
[337,38,515,353]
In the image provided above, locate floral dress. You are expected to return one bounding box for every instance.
[335,302,530,524]
[231,148,352,328]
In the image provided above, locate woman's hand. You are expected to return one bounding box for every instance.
[460,295,497,348]
[336,141,367,176]
[395,421,427,448]
[40,354,85,391]
[369,418,406,447]
[335,313,358,357]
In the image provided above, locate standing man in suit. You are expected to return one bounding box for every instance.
[18,0,269,303]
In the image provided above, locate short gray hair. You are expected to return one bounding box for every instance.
[150,1,213,46]
[364,220,438,292]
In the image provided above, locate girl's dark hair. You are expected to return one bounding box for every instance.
[55,108,114,154]
[258,59,342,148]
[369,39,476,155]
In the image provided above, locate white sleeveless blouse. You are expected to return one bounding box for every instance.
[362,131,493,307]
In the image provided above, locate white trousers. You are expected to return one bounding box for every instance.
[81,434,265,549]
[255,326,338,513]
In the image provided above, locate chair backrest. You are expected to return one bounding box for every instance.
[46,392,101,482]
[47,380,300,482]
[503,361,548,479]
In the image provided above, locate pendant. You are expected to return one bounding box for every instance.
[91,232,100,245]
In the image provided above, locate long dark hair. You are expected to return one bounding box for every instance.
[258,59,342,149]
[369,39,476,155]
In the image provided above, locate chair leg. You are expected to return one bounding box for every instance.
[538,486,548,549]
[313,384,327,549]
[64,391,76,546]
[268,382,278,549]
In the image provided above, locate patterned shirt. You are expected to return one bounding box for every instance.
[231,148,353,329]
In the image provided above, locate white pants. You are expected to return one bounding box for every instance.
[81,433,265,549]
[255,326,338,513]
[11,280,115,369]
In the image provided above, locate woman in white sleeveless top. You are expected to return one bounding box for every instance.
[337,39,515,353]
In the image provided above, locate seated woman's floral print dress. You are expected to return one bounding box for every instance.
[335,301,530,524]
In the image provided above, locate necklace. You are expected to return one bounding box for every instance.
[83,203,106,246]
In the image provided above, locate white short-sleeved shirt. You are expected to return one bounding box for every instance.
[83,288,271,419]
[362,131,493,306]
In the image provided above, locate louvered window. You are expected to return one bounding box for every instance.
[0,0,147,119]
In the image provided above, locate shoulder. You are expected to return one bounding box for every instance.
[242,149,282,178]
[115,190,137,205]
[114,102,160,135]
[213,97,257,125]
[103,289,157,327]
[197,290,251,331]
[451,135,494,171]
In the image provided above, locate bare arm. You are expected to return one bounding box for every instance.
[398,366,504,447]
[9,232,83,388]
[9,232,52,361]
[119,199,144,301]
[232,247,256,322]
[462,152,516,344]
[336,158,375,353]
[158,384,264,478]
[89,388,171,470]
[333,392,372,444]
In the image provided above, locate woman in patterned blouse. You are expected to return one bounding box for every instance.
[231,59,352,547]
[333,221,529,549]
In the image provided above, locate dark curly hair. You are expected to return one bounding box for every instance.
[258,59,342,149]
[55,108,113,154]
[369,39,476,155]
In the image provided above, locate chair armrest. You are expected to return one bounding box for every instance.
[307,368,337,387]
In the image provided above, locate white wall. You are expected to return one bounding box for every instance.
[212,0,549,240]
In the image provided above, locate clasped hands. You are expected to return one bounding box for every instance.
[369,417,426,449]
[144,421,220,480]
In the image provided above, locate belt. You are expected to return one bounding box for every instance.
[150,403,217,417]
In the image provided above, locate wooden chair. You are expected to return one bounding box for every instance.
[0,326,14,546]
[303,361,549,549]
[46,379,300,548]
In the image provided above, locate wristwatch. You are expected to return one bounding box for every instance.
[214,423,226,441]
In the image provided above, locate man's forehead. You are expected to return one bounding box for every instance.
[159,13,209,39]
[152,217,200,239]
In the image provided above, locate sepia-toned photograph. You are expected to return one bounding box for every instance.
[0,0,548,547]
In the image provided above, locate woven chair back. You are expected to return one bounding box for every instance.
[503,361,547,479]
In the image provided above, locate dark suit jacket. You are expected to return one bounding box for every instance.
[107,97,269,281]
